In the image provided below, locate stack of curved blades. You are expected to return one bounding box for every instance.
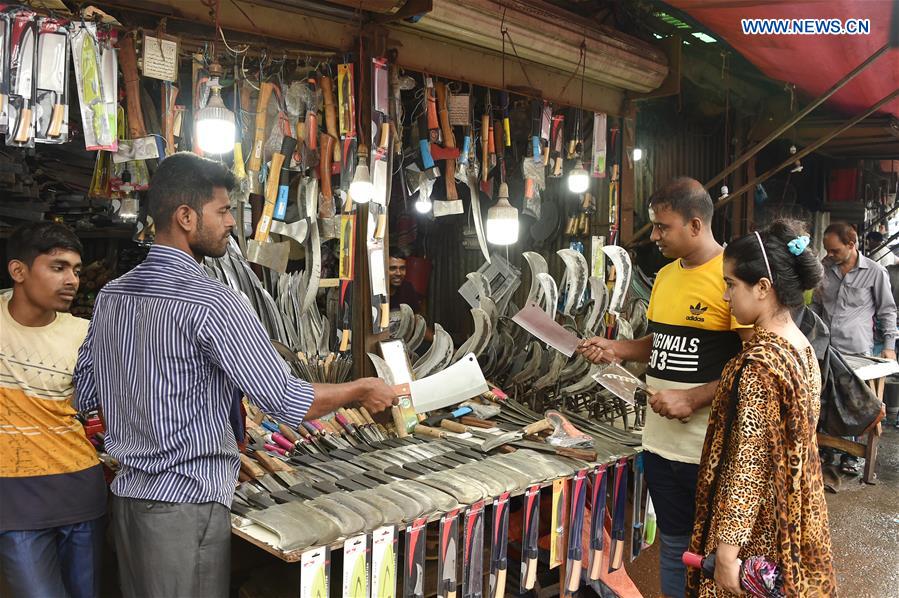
[412,323,455,379]
[452,307,492,362]
[205,239,291,346]
[522,251,548,306]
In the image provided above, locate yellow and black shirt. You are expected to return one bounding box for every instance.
[644,252,744,464]
[0,293,105,531]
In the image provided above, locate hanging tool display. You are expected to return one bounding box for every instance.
[488,492,510,598]
[5,7,36,146]
[404,517,427,598]
[247,135,296,273]
[607,457,628,573]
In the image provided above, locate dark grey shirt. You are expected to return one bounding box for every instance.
[812,252,897,354]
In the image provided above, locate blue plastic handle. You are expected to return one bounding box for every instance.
[273,184,290,220]
[419,139,435,169]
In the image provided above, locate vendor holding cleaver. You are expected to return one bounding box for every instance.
[73,153,396,598]
[577,178,752,598]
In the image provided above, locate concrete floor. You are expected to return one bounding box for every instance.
[627,426,899,597]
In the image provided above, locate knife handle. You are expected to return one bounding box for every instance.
[239,453,267,479]
[524,558,538,589]
[320,133,335,203]
[480,114,490,182]
[440,420,468,434]
[392,406,409,438]
[278,424,298,444]
[589,549,602,580]
[460,416,494,429]
[14,108,32,143]
[493,567,506,598]
[567,558,582,592]
[47,104,65,138]
[522,419,552,436]
[380,301,391,330]
[413,425,444,440]
[253,449,288,473]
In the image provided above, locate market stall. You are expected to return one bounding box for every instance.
[0,1,671,596]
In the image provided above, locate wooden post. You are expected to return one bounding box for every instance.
[619,106,637,245]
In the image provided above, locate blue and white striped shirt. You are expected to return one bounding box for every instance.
[74,245,314,506]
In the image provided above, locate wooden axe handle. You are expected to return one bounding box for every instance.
[460,416,495,429]
[319,132,335,202]
[253,449,288,474]
[321,76,341,162]
[480,114,490,182]
[523,418,552,435]
[413,424,445,439]
[117,33,147,139]
[249,82,274,173]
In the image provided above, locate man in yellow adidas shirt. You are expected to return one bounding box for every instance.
[0,222,106,598]
[579,178,752,598]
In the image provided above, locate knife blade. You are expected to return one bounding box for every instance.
[468,508,484,598]
[512,302,580,357]
[11,22,35,143]
[630,454,645,562]
[443,533,457,598]
[392,353,488,414]
[489,494,510,598]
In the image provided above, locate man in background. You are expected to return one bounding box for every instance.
[814,222,897,359]
[389,250,423,313]
[1,222,106,598]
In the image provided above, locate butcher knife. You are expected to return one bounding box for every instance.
[392,353,488,414]
[512,302,580,357]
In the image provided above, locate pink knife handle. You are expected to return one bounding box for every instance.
[271,432,295,451]
[264,443,288,456]
[309,420,325,432]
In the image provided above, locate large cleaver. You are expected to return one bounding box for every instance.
[593,363,689,423]
[393,352,488,414]
[511,301,580,357]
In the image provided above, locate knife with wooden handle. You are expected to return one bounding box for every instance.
[320,75,340,163]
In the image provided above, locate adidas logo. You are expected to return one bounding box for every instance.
[686,302,708,322]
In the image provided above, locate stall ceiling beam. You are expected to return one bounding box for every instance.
[91,0,629,114]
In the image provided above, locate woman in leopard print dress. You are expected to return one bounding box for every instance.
[687,220,837,597]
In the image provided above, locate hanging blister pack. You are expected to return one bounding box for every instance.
[588,464,608,581]
[372,526,398,598]
[437,509,461,598]
[404,517,428,598]
[461,500,485,598]
[0,9,11,134]
[520,485,541,593]
[299,546,331,598]
[69,22,116,151]
[5,7,36,147]
[34,17,69,143]
[488,493,511,598]
[343,534,370,598]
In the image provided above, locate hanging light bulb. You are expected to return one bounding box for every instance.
[415,196,433,214]
[350,148,373,203]
[633,148,643,161]
[195,63,236,155]
[486,182,519,245]
[567,161,590,194]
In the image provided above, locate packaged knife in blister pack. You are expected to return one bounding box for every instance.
[0,8,11,134]
[564,469,588,595]
[33,17,69,143]
[488,492,511,598]
[403,517,428,598]
[588,464,608,581]
[520,484,541,592]
[372,525,397,598]
[462,500,485,598]
[4,7,36,147]
[69,21,117,150]
[607,457,629,573]
[549,477,569,570]
[343,534,370,598]
[630,453,646,562]
[300,545,331,598]
[438,508,461,598]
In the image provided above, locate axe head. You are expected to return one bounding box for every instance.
[247,239,290,273]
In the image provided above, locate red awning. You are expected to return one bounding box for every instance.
[665,0,899,118]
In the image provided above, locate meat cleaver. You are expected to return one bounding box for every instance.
[511,301,580,357]
[393,352,488,414]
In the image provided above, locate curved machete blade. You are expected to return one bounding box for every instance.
[557,249,589,317]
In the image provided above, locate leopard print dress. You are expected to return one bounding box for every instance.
[687,327,837,597]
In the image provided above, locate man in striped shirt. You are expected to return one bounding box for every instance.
[73,153,396,598]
